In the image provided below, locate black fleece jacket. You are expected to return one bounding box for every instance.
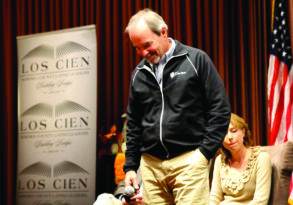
[124,40,231,172]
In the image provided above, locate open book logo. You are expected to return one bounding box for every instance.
[21,100,90,118]
[19,161,89,178]
[21,41,90,60]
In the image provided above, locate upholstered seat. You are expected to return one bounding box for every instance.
[261,141,293,205]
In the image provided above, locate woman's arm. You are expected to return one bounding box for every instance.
[249,152,272,205]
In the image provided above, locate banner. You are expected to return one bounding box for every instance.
[17,25,97,205]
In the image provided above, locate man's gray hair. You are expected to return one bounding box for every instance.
[125,8,168,35]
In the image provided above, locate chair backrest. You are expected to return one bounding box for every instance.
[260,141,293,205]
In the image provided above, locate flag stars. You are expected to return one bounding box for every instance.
[271,0,292,65]
[282,20,286,25]
[282,51,287,57]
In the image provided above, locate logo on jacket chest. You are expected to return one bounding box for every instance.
[170,71,187,79]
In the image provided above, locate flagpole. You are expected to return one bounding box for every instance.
[271,0,275,31]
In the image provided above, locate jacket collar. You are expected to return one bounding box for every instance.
[172,40,189,56]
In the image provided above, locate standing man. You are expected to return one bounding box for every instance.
[124,8,230,205]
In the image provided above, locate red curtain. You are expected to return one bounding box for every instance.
[2,0,288,204]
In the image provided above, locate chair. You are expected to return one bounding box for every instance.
[261,141,293,205]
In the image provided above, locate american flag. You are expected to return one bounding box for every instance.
[268,0,292,144]
[267,0,293,203]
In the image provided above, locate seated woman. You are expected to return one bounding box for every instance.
[209,113,272,205]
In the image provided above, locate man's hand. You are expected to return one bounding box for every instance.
[121,188,143,205]
[124,170,139,190]
[122,170,142,204]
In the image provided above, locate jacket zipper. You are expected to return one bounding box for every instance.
[137,52,187,159]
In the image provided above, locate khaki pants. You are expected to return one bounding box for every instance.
[140,149,209,205]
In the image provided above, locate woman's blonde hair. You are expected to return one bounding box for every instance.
[221,113,253,163]
[230,113,252,146]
